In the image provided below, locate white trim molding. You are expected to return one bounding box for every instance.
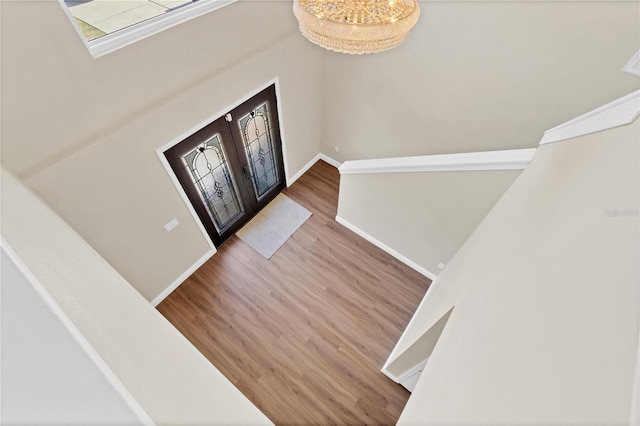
[155,147,217,252]
[59,0,236,58]
[398,358,428,392]
[540,90,640,145]
[383,358,428,384]
[318,153,342,169]
[1,238,154,425]
[151,249,214,306]
[287,153,342,186]
[338,148,535,175]
[156,78,284,252]
[382,279,442,373]
[623,49,640,77]
[335,215,438,281]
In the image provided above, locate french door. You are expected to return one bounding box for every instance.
[165,84,285,247]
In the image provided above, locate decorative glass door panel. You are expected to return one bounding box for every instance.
[181,134,244,233]
[237,102,280,201]
[164,84,286,247]
[228,84,285,213]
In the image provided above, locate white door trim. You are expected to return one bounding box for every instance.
[155,77,287,252]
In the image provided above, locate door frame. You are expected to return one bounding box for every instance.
[155,78,290,252]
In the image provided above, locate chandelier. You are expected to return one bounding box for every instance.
[292,0,420,55]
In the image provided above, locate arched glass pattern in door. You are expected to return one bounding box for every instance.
[181,134,245,233]
[237,102,279,200]
[164,83,286,247]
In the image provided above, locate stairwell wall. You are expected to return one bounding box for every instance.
[1,169,272,425]
[396,118,639,425]
[337,169,521,277]
[320,1,639,162]
[1,0,324,301]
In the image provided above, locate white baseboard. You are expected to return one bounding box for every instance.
[317,153,342,169]
[382,358,427,385]
[397,358,428,382]
[287,153,342,186]
[382,367,401,383]
[151,249,214,307]
[382,279,443,373]
[334,215,438,281]
[153,151,341,306]
[382,358,429,389]
[287,154,321,186]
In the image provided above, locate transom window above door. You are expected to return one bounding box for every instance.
[59,0,235,58]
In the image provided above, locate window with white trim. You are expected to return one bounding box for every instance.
[60,0,235,58]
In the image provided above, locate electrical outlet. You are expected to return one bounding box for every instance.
[438,262,445,270]
[164,218,179,232]
[333,145,340,152]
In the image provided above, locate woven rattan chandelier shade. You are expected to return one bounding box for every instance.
[293,0,420,55]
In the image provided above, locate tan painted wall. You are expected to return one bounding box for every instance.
[1,1,324,301]
[395,119,639,425]
[1,0,309,177]
[321,1,639,162]
[1,169,272,425]
[1,1,637,304]
[337,169,521,276]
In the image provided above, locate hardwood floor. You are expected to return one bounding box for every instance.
[157,160,431,425]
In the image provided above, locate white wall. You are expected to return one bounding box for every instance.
[1,245,149,425]
[395,118,639,425]
[1,0,325,301]
[337,169,521,277]
[321,1,639,162]
[1,169,272,425]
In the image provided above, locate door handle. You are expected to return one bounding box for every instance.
[242,165,252,180]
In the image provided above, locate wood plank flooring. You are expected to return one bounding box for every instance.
[157,160,431,425]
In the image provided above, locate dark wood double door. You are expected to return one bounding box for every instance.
[165,85,285,247]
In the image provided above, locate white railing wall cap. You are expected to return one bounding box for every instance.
[338,148,536,175]
[540,90,640,145]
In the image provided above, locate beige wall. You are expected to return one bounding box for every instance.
[1,0,307,177]
[394,119,639,424]
[337,169,521,276]
[321,1,639,162]
[1,169,272,424]
[1,1,637,303]
[1,0,324,301]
